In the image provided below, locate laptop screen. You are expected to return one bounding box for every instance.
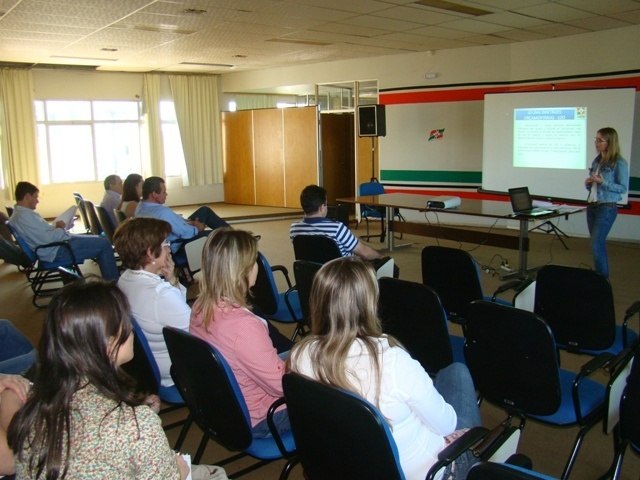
[509,187,533,212]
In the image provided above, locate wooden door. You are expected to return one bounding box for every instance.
[320,113,355,205]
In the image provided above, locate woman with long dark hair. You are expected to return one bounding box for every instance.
[118,173,143,219]
[585,127,629,278]
[7,280,225,479]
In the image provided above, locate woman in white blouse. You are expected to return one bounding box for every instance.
[114,217,190,387]
[288,257,481,480]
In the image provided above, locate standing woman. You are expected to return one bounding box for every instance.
[585,127,629,279]
[7,280,190,479]
[289,257,481,480]
[119,173,144,219]
[190,228,289,437]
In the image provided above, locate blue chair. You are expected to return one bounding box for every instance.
[251,252,303,340]
[533,265,639,356]
[6,222,83,307]
[421,246,518,329]
[163,327,296,478]
[359,181,386,242]
[282,372,517,480]
[465,300,615,480]
[378,277,462,371]
[126,318,192,450]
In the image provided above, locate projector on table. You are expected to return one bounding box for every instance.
[426,196,462,209]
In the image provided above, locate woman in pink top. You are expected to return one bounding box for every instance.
[190,228,289,437]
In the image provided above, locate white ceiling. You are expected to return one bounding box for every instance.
[0,0,639,74]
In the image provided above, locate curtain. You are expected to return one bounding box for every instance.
[142,73,165,177]
[0,69,39,196]
[168,74,222,186]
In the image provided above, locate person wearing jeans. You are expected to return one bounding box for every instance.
[289,257,481,480]
[585,127,629,279]
[0,320,37,375]
[9,181,119,281]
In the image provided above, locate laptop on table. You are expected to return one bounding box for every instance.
[508,187,553,217]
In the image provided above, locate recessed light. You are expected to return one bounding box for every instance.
[101,48,118,52]
[183,8,207,15]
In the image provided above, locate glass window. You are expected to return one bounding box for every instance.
[46,100,91,121]
[93,101,139,121]
[160,101,186,178]
[48,125,94,183]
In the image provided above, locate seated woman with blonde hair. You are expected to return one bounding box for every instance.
[114,217,190,389]
[288,257,481,480]
[190,228,289,438]
[7,280,226,479]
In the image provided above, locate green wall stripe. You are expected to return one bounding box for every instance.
[630,176,640,191]
[381,170,481,183]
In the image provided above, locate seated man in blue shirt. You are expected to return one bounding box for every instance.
[290,184,398,277]
[135,176,230,265]
[9,181,118,280]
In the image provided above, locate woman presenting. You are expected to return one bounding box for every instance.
[585,127,629,279]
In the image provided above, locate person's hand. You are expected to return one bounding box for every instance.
[176,453,190,480]
[144,394,161,414]
[0,374,31,403]
[188,218,206,232]
[54,220,66,229]
[160,254,176,283]
[592,174,603,184]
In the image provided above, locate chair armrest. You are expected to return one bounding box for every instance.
[490,279,526,302]
[266,397,296,458]
[622,301,640,346]
[271,265,293,288]
[571,353,614,423]
[35,240,78,264]
[426,426,489,480]
[284,286,302,323]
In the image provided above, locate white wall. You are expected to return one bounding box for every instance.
[221,25,640,242]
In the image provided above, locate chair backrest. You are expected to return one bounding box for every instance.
[0,228,31,268]
[421,246,483,321]
[292,235,342,264]
[184,235,208,274]
[6,223,37,264]
[121,318,160,395]
[620,349,640,448]
[293,260,322,322]
[113,209,127,226]
[378,277,453,375]
[163,327,253,451]
[465,300,561,416]
[94,205,115,242]
[72,193,91,233]
[282,372,405,480]
[534,265,616,351]
[359,181,385,196]
[468,462,555,480]
[250,252,279,316]
[81,199,103,236]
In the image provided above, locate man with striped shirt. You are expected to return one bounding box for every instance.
[290,185,396,273]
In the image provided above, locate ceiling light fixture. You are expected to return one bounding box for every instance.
[414,0,491,16]
[183,8,207,15]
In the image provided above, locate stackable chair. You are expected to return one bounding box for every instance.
[606,345,640,480]
[72,192,91,233]
[378,277,458,372]
[94,205,116,242]
[80,199,103,236]
[533,265,639,356]
[121,318,193,450]
[421,246,519,329]
[163,327,296,478]
[465,300,616,480]
[6,223,83,307]
[113,209,127,226]
[468,461,557,480]
[292,235,342,264]
[290,260,323,338]
[282,372,521,480]
[358,181,405,242]
[251,252,303,340]
[359,181,386,242]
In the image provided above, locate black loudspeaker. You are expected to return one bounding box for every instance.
[358,104,386,137]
